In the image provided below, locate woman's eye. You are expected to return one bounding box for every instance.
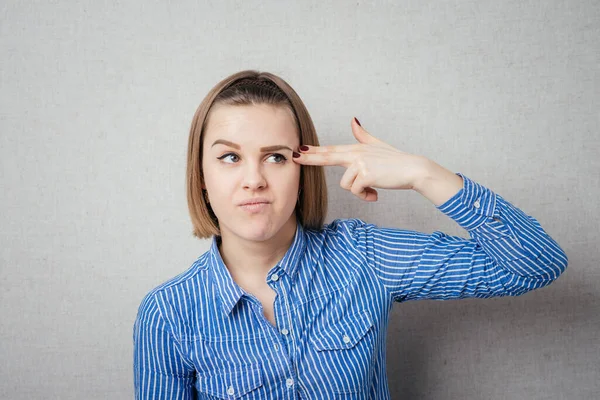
[217,153,287,164]
[217,153,239,163]
[267,153,287,164]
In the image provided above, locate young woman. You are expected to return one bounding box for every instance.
[133,70,568,399]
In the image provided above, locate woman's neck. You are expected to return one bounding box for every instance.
[218,216,297,284]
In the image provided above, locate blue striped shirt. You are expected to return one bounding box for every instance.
[133,172,568,399]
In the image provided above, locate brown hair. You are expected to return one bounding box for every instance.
[186,70,328,238]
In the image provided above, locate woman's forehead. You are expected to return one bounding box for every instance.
[204,104,299,146]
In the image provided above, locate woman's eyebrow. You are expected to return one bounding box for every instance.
[211,139,293,152]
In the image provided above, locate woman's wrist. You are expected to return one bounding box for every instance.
[412,157,464,207]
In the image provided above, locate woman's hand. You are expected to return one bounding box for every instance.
[292,118,430,202]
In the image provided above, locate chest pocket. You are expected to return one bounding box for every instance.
[195,362,263,399]
[311,309,374,351]
[308,309,375,394]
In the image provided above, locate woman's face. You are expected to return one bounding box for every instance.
[201,103,301,243]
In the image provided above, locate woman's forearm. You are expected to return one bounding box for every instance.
[412,157,465,207]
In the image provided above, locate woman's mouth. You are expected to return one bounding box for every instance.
[239,201,270,213]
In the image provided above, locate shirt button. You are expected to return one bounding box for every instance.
[281,328,289,336]
[342,334,351,344]
[272,273,279,282]
[286,378,294,388]
[473,199,480,209]
[226,386,234,395]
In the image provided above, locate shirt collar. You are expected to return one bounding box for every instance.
[208,222,307,315]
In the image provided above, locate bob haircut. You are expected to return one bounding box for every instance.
[186,70,328,239]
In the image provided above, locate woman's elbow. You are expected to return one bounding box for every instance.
[553,246,569,278]
[538,245,569,286]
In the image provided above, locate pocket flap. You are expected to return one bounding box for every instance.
[311,310,374,351]
[196,363,263,399]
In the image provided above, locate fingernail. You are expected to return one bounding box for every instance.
[293,151,301,158]
[354,117,361,126]
[299,145,309,152]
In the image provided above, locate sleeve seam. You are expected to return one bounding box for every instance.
[363,224,396,304]
[133,364,195,378]
[150,294,196,369]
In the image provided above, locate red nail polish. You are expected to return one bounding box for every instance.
[354,117,361,126]
[293,151,301,158]
[300,145,309,152]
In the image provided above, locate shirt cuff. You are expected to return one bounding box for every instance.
[435,172,498,231]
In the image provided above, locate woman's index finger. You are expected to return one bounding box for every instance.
[294,147,352,167]
[307,144,358,153]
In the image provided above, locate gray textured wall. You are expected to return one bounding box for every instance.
[1,1,598,399]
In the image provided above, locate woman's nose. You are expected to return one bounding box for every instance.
[242,163,267,190]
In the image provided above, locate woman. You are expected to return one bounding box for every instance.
[133,70,568,399]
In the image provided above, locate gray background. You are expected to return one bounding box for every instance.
[1,1,598,399]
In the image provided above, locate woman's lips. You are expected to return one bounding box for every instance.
[240,202,270,213]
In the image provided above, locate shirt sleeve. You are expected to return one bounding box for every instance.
[133,292,196,399]
[335,172,569,302]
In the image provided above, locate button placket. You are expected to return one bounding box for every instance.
[273,269,300,393]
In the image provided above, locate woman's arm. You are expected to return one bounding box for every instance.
[295,117,567,300]
[411,157,465,206]
[332,170,568,301]
[133,294,196,399]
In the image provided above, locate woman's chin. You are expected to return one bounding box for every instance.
[224,220,276,242]
[219,213,295,243]
[245,224,277,242]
